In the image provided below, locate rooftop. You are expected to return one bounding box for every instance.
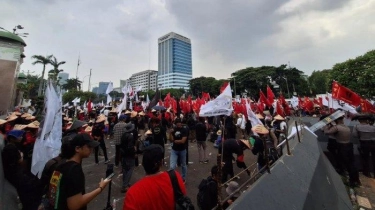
[0,31,26,46]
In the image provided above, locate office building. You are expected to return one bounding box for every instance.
[57,72,69,94]
[97,82,110,95]
[129,70,158,91]
[158,32,192,89]
[120,80,127,88]
[92,87,98,94]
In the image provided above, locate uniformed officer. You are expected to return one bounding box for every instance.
[352,114,375,178]
[324,115,360,187]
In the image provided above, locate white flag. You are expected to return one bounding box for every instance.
[106,95,112,105]
[199,84,233,117]
[106,82,113,95]
[31,80,62,178]
[246,99,263,127]
[146,94,150,105]
[291,96,299,108]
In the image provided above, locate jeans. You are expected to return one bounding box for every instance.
[197,141,207,162]
[94,139,108,163]
[170,149,187,180]
[122,157,135,188]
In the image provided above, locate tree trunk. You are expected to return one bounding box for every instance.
[37,64,46,96]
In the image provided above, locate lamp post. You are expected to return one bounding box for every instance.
[281,76,291,98]
[82,75,90,91]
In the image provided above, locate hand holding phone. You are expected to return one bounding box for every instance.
[104,173,115,181]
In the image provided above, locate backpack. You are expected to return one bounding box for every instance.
[197,177,217,209]
[167,170,195,210]
[120,132,135,157]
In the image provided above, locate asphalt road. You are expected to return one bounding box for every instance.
[83,137,258,210]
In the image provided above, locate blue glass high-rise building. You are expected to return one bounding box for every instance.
[158,32,192,89]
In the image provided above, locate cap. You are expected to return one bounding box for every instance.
[70,133,99,148]
[7,130,25,139]
[119,114,127,121]
[226,181,240,197]
[68,120,86,131]
[124,123,135,133]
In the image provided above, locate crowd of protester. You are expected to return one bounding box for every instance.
[5,101,373,210]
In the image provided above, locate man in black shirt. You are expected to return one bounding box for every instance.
[196,117,208,164]
[151,117,167,157]
[218,138,251,183]
[92,116,110,164]
[169,118,188,182]
[47,133,110,210]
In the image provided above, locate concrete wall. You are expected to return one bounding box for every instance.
[0,40,24,115]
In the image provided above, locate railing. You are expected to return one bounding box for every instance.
[214,117,305,210]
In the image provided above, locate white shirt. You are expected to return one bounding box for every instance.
[280,121,287,137]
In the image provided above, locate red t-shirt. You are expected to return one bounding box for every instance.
[123,171,186,210]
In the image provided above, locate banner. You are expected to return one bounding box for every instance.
[199,83,233,116]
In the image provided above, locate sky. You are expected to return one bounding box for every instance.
[1,0,374,89]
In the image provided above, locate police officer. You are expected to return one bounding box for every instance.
[324,115,360,187]
[352,114,375,178]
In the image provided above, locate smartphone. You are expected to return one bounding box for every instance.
[105,173,115,181]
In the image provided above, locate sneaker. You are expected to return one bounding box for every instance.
[199,161,204,164]
[104,160,110,164]
[203,160,209,164]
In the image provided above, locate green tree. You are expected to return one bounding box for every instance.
[61,78,82,91]
[49,56,66,82]
[188,77,222,97]
[17,72,42,99]
[329,50,375,98]
[32,54,53,96]
[308,70,331,95]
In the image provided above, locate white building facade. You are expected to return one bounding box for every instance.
[129,70,158,91]
[158,32,192,89]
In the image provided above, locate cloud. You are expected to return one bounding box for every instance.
[0,0,374,90]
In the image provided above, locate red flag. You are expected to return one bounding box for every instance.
[267,86,275,105]
[220,82,229,93]
[276,101,284,117]
[332,81,361,106]
[257,102,264,114]
[87,100,92,113]
[360,98,375,113]
[202,92,210,101]
[259,90,271,107]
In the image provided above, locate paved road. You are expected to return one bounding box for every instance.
[84,138,257,209]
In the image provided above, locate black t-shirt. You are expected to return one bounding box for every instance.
[195,122,207,141]
[92,123,105,138]
[218,139,243,159]
[172,127,188,151]
[48,161,86,210]
[152,124,166,146]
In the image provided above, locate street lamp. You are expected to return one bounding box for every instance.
[281,76,291,99]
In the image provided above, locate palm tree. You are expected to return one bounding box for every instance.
[32,55,53,96]
[61,78,82,91]
[49,56,66,82]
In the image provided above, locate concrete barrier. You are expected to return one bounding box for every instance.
[230,127,352,210]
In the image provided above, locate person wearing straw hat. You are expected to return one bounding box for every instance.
[273,114,287,143]
[218,137,252,183]
[92,115,110,165]
[250,124,270,171]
